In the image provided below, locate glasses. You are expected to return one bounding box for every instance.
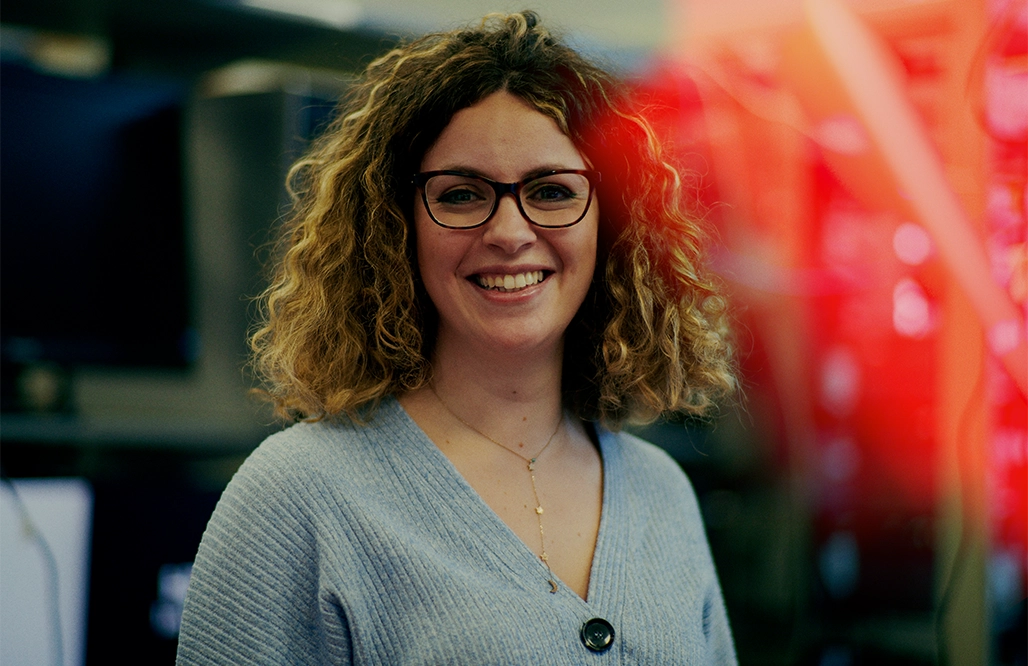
[413,169,601,229]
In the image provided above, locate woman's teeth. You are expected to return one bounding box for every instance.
[476,271,545,291]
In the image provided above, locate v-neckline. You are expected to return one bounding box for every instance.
[389,396,621,607]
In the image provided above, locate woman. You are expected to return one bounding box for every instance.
[177,11,736,664]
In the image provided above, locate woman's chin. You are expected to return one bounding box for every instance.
[438,322,566,360]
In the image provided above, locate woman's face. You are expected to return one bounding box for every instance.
[414,91,599,358]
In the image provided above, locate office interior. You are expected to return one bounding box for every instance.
[0,0,1024,664]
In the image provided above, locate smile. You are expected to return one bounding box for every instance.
[474,270,547,292]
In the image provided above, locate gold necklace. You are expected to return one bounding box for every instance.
[428,383,563,594]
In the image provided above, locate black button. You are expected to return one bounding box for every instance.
[580,617,615,652]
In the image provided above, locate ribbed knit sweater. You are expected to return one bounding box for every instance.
[176,397,737,664]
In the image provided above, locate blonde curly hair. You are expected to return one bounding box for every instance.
[251,10,735,428]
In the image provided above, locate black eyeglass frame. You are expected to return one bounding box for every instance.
[412,169,602,230]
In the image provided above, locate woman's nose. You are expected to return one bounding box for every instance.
[481,193,537,254]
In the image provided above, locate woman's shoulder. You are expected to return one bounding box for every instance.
[244,398,409,470]
[229,398,413,496]
[599,427,701,504]
[241,419,356,480]
[602,428,690,477]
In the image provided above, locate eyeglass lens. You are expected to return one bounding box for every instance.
[423,172,592,228]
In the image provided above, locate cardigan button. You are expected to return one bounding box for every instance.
[580,617,615,652]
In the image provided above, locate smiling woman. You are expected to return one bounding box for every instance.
[413,91,599,363]
[177,11,737,665]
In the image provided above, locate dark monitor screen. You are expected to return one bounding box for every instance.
[1,62,193,371]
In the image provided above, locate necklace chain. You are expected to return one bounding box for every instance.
[428,383,563,594]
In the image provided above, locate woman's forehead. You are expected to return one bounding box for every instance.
[419,91,586,177]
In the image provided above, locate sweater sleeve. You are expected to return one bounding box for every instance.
[669,455,737,666]
[175,442,352,665]
[615,430,738,665]
[664,447,736,664]
[703,581,736,666]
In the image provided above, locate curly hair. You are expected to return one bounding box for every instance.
[250,10,735,428]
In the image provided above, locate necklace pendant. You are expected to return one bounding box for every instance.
[535,506,544,514]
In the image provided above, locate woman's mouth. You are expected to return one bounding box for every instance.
[474,270,547,292]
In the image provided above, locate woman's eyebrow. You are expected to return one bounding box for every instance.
[429,163,584,180]
[431,164,486,176]
[523,164,581,178]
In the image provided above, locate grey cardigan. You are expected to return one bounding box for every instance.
[176,397,736,664]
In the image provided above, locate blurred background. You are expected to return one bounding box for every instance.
[0,0,1024,664]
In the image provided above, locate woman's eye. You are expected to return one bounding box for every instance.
[526,183,575,204]
[539,186,571,200]
[437,188,483,205]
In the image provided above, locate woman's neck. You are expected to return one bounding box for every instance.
[427,334,565,444]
